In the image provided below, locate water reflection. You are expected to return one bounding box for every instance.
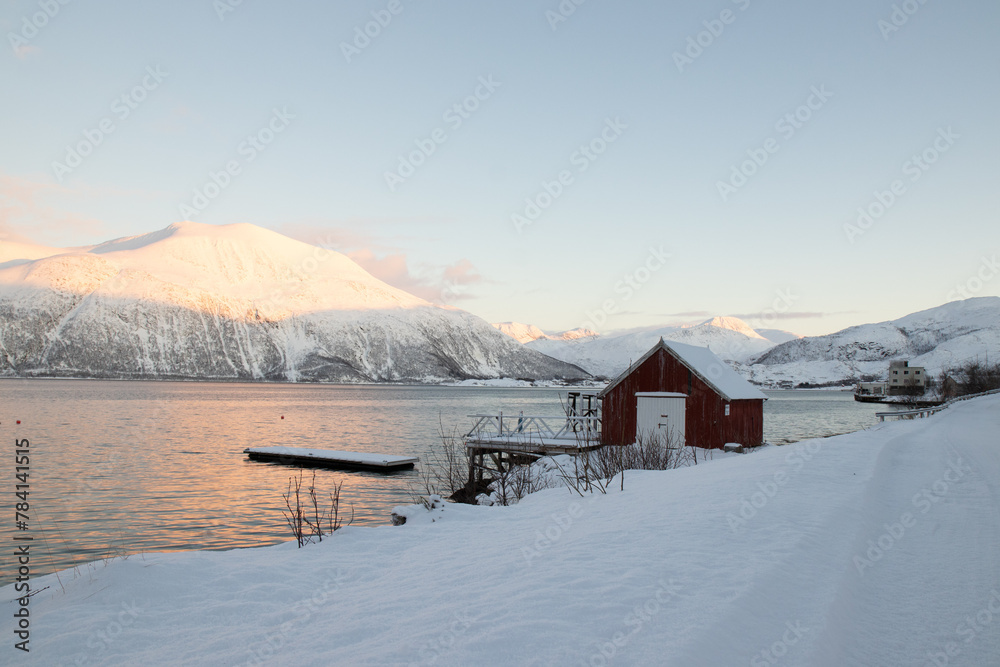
[0,381,891,585]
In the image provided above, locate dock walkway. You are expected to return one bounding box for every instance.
[244,446,418,472]
[464,412,602,483]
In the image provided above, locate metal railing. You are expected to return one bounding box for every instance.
[464,412,601,445]
[876,407,945,422]
[876,387,1000,422]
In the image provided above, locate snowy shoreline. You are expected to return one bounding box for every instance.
[5,395,999,665]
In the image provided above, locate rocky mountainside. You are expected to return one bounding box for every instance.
[0,222,587,383]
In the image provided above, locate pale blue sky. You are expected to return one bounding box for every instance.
[1,0,998,336]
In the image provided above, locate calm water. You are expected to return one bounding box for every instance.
[0,380,896,585]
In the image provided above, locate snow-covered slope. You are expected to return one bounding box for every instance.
[525,298,998,387]
[0,222,587,382]
[7,395,999,665]
[756,328,801,346]
[526,317,777,378]
[742,297,1000,386]
[0,239,74,267]
[491,321,597,344]
[491,321,548,344]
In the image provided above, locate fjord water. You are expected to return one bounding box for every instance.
[0,380,892,585]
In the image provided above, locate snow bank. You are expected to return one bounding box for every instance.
[5,396,1000,665]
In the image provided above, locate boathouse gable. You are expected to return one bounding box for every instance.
[598,339,766,450]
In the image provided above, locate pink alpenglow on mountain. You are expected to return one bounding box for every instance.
[0,222,587,383]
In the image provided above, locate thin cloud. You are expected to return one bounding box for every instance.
[275,220,487,305]
[657,310,713,319]
[0,173,107,244]
[13,44,41,60]
[730,311,826,320]
[276,222,391,254]
[344,251,486,304]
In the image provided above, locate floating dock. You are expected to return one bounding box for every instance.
[244,446,418,472]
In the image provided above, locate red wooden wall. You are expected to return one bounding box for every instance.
[601,347,764,449]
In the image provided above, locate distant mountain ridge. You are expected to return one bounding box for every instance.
[505,316,796,379]
[491,322,597,344]
[497,300,999,387]
[0,222,588,383]
[738,297,1000,386]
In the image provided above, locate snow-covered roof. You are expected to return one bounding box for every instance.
[600,338,768,401]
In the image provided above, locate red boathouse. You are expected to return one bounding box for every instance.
[599,339,767,450]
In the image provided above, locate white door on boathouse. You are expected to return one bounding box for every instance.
[635,392,686,447]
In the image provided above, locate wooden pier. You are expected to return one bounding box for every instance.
[244,446,418,472]
[464,410,602,484]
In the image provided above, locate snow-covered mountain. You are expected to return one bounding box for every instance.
[491,322,597,344]
[522,317,778,378]
[0,222,588,383]
[740,297,1000,386]
[755,328,801,346]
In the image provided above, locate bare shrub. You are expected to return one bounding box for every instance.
[282,470,352,548]
[414,418,472,502]
[947,360,1000,396]
[486,454,554,506]
[589,431,692,478]
[566,431,695,494]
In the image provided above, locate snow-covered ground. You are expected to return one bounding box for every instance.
[5,396,999,665]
